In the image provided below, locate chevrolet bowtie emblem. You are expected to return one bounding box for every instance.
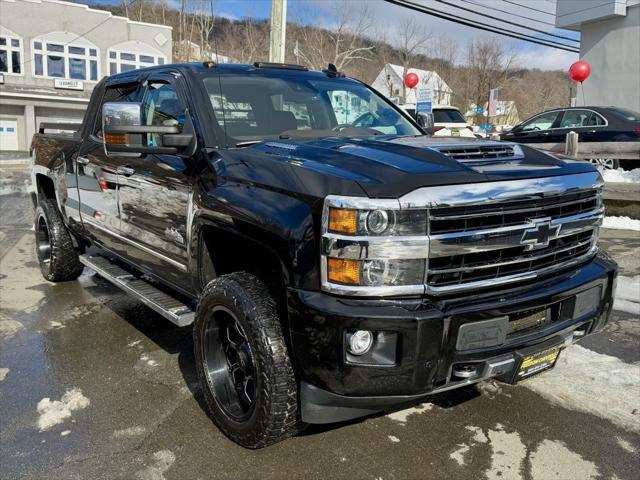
[521,219,561,250]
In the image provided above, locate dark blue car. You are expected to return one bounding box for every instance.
[501,106,640,169]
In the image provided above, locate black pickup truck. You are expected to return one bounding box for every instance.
[31,62,617,449]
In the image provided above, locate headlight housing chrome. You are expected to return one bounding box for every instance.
[321,195,428,296]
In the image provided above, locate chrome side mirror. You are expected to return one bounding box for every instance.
[102,102,192,156]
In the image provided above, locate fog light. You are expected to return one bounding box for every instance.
[347,330,373,355]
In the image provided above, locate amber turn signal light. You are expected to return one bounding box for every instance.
[327,258,360,285]
[104,132,127,145]
[329,208,357,234]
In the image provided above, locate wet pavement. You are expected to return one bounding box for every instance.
[1,167,639,480]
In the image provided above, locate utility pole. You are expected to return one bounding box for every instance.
[269,0,287,63]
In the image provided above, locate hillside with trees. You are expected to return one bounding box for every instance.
[91,0,573,122]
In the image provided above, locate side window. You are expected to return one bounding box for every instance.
[586,112,606,126]
[93,83,140,139]
[559,110,592,128]
[141,81,184,129]
[521,112,559,132]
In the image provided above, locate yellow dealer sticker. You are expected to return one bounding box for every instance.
[518,346,562,379]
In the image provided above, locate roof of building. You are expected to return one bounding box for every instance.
[383,63,452,92]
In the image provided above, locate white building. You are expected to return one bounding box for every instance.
[556,0,640,111]
[0,0,173,152]
[371,64,452,106]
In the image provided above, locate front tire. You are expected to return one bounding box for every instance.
[193,272,303,448]
[34,198,84,282]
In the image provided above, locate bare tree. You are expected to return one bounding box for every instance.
[455,38,517,124]
[396,17,432,102]
[292,3,375,71]
[194,0,215,59]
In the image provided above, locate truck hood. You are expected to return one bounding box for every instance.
[244,135,597,198]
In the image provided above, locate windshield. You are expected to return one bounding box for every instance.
[202,73,420,146]
[433,109,466,123]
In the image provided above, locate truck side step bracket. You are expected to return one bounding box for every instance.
[79,254,195,327]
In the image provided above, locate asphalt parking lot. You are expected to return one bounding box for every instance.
[1,166,639,480]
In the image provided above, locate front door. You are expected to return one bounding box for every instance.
[76,81,141,252]
[116,76,192,290]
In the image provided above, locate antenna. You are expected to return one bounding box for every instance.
[210,0,228,147]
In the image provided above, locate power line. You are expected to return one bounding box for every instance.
[459,0,565,29]
[502,0,556,17]
[382,0,579,53]
[434,0,578,43]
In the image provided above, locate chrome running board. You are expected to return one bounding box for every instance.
[79,254,194,327]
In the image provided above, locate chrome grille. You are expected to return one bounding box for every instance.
[425,181,603,294]
[430,189,599,234]
[428,230,594,287]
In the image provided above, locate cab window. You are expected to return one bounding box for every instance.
[140,81,184,147]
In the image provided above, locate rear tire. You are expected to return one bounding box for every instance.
[34,198,84,282]
[193,272,303,448]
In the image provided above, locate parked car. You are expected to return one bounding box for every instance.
[399,104,475,138]
[501,106,640,169]
[31,62,616,449]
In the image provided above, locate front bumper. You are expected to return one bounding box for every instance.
[287,252,617,424]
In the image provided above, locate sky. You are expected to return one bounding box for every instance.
[95,0,580,71]
[214,0,579,70]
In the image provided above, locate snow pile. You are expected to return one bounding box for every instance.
[615,275,640,315]
[36,388,90,431]
[602,216,640,231]
[524,345,640,433]
[601,168,640,184]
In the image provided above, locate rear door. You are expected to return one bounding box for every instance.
[555,109,602,143]
[75,80,141,252]
[116,74,193,289]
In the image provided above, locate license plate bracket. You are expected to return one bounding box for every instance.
[500,342,563,384]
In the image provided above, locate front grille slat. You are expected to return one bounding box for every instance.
[426,187,601,292]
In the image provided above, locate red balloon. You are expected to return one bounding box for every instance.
[568,61,591,82]
[404,72,419,88]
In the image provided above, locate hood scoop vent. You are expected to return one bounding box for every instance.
[432,143,523,165]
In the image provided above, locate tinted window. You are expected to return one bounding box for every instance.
[203,74,420,145]
[433,109,465,123]
[521,111,559,132]
[141,82,184,147]
[559,110,592,128]
[141,82,184,127]
[607,108,640,122]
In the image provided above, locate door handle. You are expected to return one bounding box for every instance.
[76,156,90,165]
[116,165,135,176]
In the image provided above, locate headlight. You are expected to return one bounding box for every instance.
[322,196,428,296]
[327,258,425,287]
[328,207,426,236]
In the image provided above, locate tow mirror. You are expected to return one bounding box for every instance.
[102,102,194,156]
[416,112,435,135]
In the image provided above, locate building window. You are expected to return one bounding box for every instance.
[0,33,23,75]
[32,39,99,81]
[107,49,166,74]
